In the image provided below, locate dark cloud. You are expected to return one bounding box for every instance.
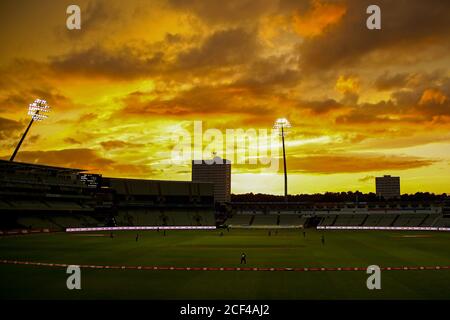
[285,153,435,174]
[11,148,154,177]
[233,55,302,91]
[100,140,145,151]
[50,45,165,79]
[336,77,450,125]
[175,28,260,71]
[57,1,118,40]
[119,85,275,118]
[0,116,22,140]
[0,59,76,112]
[0,89,71,113]
[298,98,343,114]
[299,0,450,70]
[0,93,30,111]
[375,71,448,92]
[64,137,82,145]
[56,0,153,42]
[50,27,260,79]
[167,0,276,24]
[375,72,410,91]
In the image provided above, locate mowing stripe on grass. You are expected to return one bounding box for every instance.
[1,260,449,272]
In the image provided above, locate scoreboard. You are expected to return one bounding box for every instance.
[79,174,102,188]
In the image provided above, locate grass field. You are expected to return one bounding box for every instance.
[0,229,449,299]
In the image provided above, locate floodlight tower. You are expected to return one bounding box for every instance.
[10,99,50,162]
[274,118,291,202]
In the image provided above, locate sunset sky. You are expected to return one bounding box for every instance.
[0,0,449,194]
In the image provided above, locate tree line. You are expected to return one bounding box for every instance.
[231,192,449,203]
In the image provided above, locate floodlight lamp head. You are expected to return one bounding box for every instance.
[28,99,50,121]
[274,118,291,135]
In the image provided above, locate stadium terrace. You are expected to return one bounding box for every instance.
[0,159,449,232]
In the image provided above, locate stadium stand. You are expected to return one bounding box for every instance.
[376,214,398,226]
[17,217,59,230]
[433,217,450,227]
[192,209,216,226]
[361,214,397,226]
[420,214,440,227]
[227,199,448,229]
[0,160,216,231]
[114,208,216,227]
[392,213,428,227]
[0,160,100,231]
[225,209,446,229]
[334,214,366,226]
[226,214,253,226]
[278,214,303,226]
[319,214,337,226]
[2,160,448,232]
[252,215,277,226]
[362,214,382,226]
[105,178,216,227]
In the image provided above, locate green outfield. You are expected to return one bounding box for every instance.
[0,229,449,299]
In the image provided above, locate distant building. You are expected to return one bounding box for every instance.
[192,157,231,203]
[376,175,400,199]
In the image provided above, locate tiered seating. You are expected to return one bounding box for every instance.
[420,214,439,227]
[0,200,12,209]
[376,214,397,226]
[191,210,215,226]
[17,217,59,229]
[363,214,382,226]
[15,214,102,229]
[163,210,194,225]
[273,210,298,214]
[363,214,397,226]
[433,217,450,227]
[115,209,215,226]
[238,210,261,215]
[49,216,83,228]
[405,214,427,227]
[252,215,277,226]
[10,200,49,210]
[333,214,349,226]
[130,210,160,225]
[319,215,337,226]
[334,214,366,226]
[393,214,427,227]
[226,214,253,226]
[46,201,85,210]
[279,214,301,225]
[115,211,135,226]
[298,216,308,226]
[78,215,100,227]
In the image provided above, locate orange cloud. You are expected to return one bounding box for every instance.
[335,75,360,95]
[293,0,346,37]
[419,88,448,106]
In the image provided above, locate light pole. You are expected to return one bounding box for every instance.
[10,99,50,162]
[274,118,291,202]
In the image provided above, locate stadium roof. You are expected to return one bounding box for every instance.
[0,159,86,174]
